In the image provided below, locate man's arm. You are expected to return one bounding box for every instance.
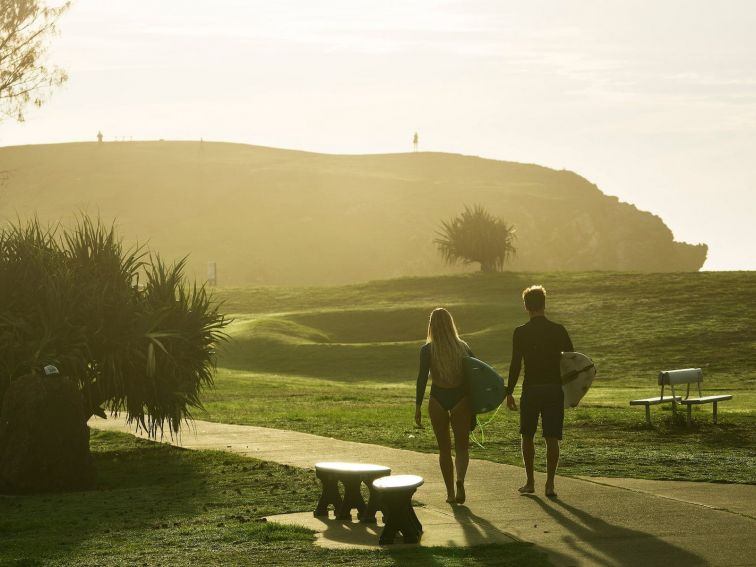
[506,328,522,396]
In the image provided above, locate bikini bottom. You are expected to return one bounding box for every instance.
[430,384,467,411]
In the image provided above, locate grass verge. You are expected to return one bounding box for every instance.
[0,430,549,567]
[200,371,756,484]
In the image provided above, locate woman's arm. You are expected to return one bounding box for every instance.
[415,344,431,426]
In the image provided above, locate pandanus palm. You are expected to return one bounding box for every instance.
[0,216,228,437]
[435,204,516,272]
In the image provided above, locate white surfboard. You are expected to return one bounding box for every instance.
[561,352,596,408]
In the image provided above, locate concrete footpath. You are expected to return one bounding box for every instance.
[91,418,756,567]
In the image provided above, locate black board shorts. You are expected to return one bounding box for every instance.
[520,384,564,439]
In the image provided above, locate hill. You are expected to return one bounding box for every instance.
[0,141,707,285]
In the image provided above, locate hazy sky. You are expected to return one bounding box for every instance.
[2,0,755,270]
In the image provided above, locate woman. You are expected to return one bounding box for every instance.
[415,307,473,504]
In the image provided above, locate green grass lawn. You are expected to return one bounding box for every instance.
[201,271,756,484]
[3,271,753,566]
[0,431,547,567]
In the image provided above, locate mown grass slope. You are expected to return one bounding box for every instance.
[216,271,755,389]
[202,271,756,483]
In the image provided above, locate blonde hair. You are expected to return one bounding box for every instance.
[426,307,470,387]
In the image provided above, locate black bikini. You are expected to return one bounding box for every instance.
[429,383,467,411]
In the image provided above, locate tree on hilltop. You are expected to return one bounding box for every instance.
[0,0,70,122]
[435,204,516,272]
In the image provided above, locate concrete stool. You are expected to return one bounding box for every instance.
[372,474,424,545]
[313,462,391,521]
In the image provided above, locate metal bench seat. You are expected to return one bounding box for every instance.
[629,395,681,405]
[679,394,733,423]
[679,395,733,404]
[661,369,733,424]
[630,369,733,425]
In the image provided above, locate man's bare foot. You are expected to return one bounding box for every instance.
[455,480,466,504]
[545,485,558,499]
[446,492,456,504]
[518,484,535,494]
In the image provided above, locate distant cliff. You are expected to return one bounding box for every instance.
[0,141,707,285]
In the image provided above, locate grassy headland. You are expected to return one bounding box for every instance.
[0,141,705,286]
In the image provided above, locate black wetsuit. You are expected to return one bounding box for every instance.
[507,315,573,439]
[415,343,473,411]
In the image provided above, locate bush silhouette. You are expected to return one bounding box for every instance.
[435,204,516,272]
[0,215,228,438]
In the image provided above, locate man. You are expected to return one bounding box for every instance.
[506,285,573,498]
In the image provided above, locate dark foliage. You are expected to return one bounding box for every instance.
[435,204,516,272]
[0,373,93,493]
[0,216,228,437]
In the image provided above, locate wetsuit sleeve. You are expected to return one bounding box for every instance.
[415,345,431,406]
[506,328,522,395]
[562,326,574,352]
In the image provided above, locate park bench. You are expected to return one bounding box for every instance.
[631,368,732,425]
[660,368,732,425]
[313,462,391,523]
[372,474,424,545]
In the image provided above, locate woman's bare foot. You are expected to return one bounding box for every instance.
[545,484,558,499]
[455,480,466,504]
[518,483,535,494]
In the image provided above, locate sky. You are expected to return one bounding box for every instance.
[1,0,755,270]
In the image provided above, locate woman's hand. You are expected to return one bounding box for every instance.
[506,394,518,411]
[414,405,423,427]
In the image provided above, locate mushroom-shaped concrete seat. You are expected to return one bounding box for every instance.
[313,462,391,522]
[372,474,424,544]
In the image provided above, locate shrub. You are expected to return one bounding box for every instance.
[435,204,516,272]
[0,216,228,437]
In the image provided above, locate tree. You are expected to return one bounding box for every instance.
[0,0,70,122]
[0,215,229,438]
[435,204,516,272]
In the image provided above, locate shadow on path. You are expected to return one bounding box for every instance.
[451,505,572,566]
[451,504,518,544]
[530,495,709,567]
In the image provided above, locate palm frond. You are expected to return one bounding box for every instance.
[0,214,229,439]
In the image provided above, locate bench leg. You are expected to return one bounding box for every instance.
[337,477,366,520]
[314,472,342,518]
[400,504,422,544]
[409,504,423,535]
[360,474,388,523]
[686,404,692,426]
[713,401,718,424]
[378,489,421,545]
[378,492,399,544]
[644,404,651,426]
